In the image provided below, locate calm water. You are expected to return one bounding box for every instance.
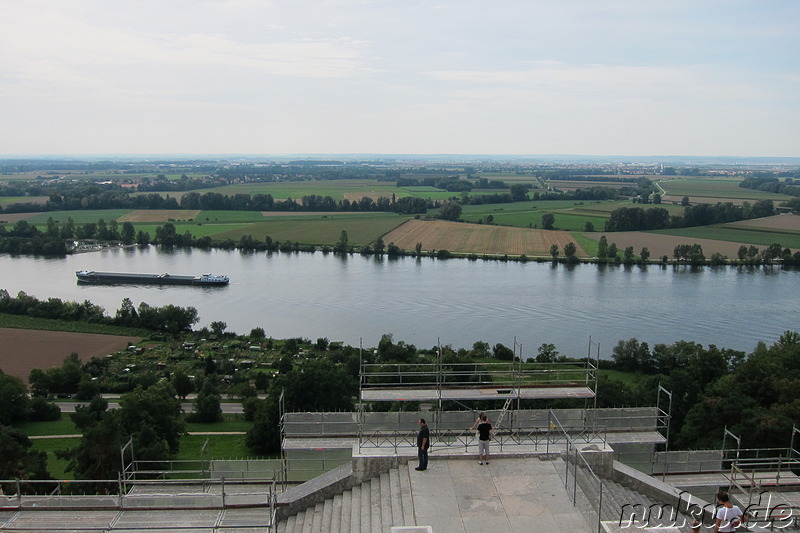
[1,247,798,357]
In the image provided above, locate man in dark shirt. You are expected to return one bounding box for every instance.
[476,414,493,465]
[416,418,430,471]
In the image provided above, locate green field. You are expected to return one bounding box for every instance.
[0,313,151,337]
[0,196,49,206]
[159,179,408,201]
[213,213,409,246]
[659,177,791,202]
[457,200,621,231]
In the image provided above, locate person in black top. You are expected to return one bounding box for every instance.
[476,414,493,465]
[416,418,430,471]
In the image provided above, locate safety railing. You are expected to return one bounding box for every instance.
[549,409,606,533]
[360,361,595,389]
[0,477,278,517]
[356,419,608,454]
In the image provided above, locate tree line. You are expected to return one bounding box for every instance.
[604,200,776,232]
[0,290,199,334]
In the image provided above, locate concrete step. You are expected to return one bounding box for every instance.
[329,493,343,533]
[389,467,403,526]
[279,515,297,533]
[370,475,382,532]
[398,463,415,526]
[350,483,362,533]
[293,509,305,533]
[380,472,393,531]
[360,480,372,533]
[310,501,324,533]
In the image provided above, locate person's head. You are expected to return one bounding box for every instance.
[480,414,487,422]
[716,491,729,503]
[419,418,426,426]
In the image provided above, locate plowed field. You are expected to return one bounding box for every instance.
[581,232,748,258]
[0,328,141,383]
[729,213,800,231]
[382,219,585,257]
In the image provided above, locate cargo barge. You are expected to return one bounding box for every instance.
[76,270,229,286]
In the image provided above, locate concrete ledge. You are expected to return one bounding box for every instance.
[611,460,713,521]
[275,462,353,520]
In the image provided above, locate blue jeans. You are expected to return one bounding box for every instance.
[418,447,428,470]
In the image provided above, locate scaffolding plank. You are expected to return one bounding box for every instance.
[604,431,666,444]
[360,386,595,401]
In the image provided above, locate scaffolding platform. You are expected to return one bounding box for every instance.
[360,385,595,402]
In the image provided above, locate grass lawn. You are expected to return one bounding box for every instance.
[15,415,79,437]
[600,369,650,388]
[31,437,80,479]
[178,434,252,461]
[0,313,152,337]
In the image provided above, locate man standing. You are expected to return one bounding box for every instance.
[416,418,430,471]
[476,414,493,465]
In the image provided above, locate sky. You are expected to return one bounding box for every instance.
[1,0,798,157]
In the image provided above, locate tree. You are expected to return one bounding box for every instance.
[60,382,186,480]
[681,196,690,206]
[334,230,349,254]
[0,425,51,486]
[210,321,227,337]
[437,201,462,221]
[470,341,491,359]
[597,236,608,259]
[607,242,618,259]
[188,383,223,423]
[246,397,281,454]
[563,242,577,259]
[509,184,528,202]
[275,359,357,412]
[624,246,635,262]
[584,221,595,232]
[536,343,559,363]
[493,343,514,361]
[172,371,194,399]
[541,213,555,230]
[549,244,559,259]
[640,247,650,262]
[0,370,29,425]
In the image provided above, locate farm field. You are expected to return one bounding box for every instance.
[548,180,637,191]
[458,199,622,231]
[119,210,202,223]
[25,209,134,225]
[581,231,751,259]
[658,177,791,204]
[382,219,586,257]
[0,195,48,205]
[150,179,409,202]
[0,327,142,383]
[212,213,409,246]
[652,225,800,250]
[728,213,800,231]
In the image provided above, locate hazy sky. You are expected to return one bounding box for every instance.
[1,0,798,156]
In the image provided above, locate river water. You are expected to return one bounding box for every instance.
[1,247,797,357]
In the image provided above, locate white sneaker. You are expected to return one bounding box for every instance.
[478,461,483,465]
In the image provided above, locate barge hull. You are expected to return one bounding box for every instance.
[76,271,229,286]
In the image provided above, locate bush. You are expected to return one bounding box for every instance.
[28,397,61,421]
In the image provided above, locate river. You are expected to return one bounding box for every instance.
[1,246,798,358]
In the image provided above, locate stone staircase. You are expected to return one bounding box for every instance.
[573,465,699,532]
[276,464,415,533]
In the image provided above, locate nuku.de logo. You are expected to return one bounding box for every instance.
[616,490,795,529]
